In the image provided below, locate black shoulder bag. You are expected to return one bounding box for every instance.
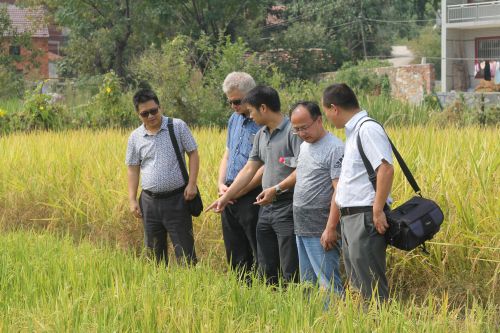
[167,117,203,217]
[357,119,444,252]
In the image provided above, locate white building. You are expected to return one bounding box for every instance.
[441,1,500,92]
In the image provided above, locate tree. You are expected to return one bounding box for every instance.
[272,22,345,79]
[151,0,269,42]
[267,0,394,76]
[23,0,163,78]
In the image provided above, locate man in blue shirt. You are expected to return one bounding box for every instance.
[217,72,263,277]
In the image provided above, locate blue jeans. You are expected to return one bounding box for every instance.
[296,235,343,295]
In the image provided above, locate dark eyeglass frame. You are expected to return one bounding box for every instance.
[291,118,318,134]
[139,107,159,118]
[227,99,242,106]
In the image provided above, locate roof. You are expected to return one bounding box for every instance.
[4,4,49,38]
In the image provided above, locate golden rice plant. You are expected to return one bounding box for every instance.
[0,125,498,305]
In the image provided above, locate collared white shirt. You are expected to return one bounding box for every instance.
[335,110,393,208]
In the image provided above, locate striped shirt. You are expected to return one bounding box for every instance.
[125,116,197,193]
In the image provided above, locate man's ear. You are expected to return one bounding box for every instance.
[259,104,267,113]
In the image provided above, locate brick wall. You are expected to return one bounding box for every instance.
[15,37,49,79]
[373,64,435,104]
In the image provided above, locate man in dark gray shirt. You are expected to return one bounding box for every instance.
[290,101,344,295]
[206,86,302,284]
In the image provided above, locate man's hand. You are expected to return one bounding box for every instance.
[184,183,198,201]
[218,183,229,197]
[373,209,389,234]
[205,196,230,213]
[254,187,276,206]
[129,199,142,219]
[320,227,338,251]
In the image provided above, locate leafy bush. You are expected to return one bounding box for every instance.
[91,71,135,128]
[0,65,24,99]
[129,36,201,125]
[15,82,67,131]
[335,60,392,95]
[129,35,284,127]
[0,106,8,133]
[271,22,343,80]
[408,26,441,78]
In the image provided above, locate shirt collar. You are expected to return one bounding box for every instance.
[139,116,168,136]
[345,110,368,138]
[235,112,252,125]
[265,116,288,133]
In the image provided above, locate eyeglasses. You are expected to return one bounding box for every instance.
[227,99,242,106]
[139,107,159,118]
[291,119,317,134]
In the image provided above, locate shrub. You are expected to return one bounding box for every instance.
[335,60,392,95]
[271,22,344,80]
[129,35,284,127]
[15,82,67,131]
[0,65,24,99]
[408,25,441,78]
[91,71,135,128]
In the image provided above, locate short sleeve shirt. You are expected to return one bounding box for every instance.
[225,113,261,183]
[125,116,197,193]
[335,111,393,208]
[293,133,344,236]
[249,117,302,190]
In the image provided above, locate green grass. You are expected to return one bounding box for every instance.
[0,231,498,332]
[0,98,23,114]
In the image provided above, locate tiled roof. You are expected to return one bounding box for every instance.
[4,4,49,37]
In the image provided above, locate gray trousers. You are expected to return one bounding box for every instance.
[341,211,388,300]
[139,191,197,266]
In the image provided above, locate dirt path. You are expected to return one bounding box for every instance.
[388,45,414,67]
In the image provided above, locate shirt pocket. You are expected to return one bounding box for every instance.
[341,154,363,173]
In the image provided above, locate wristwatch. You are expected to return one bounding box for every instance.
[274,184,283,195]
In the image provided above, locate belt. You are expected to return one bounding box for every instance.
[142,186,185,199]
[340,206,372,216]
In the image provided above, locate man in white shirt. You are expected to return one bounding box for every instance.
[322,83,394,300]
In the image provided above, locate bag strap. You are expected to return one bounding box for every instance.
[356,118,421,195]
[167,117,189,185]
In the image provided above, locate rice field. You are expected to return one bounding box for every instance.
[0,125,499,331]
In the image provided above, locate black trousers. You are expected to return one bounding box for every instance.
[221,187,261,273]
[140,191,197,266]
[256,198,299,285]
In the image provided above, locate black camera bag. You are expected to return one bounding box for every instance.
[356,119,444,252]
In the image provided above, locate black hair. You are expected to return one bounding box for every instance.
[241,85,281,112]
[289,101,322,119]
[322,83,359,110]
[133,89,160,111]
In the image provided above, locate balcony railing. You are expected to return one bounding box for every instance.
[447,1,500,23]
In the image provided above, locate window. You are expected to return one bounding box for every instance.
[48,41,60,55]
[474,37,500,79]
[9,45,21,56]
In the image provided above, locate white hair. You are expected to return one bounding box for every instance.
[222,72,256,94]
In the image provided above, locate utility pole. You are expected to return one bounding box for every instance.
[359,2,367,60]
